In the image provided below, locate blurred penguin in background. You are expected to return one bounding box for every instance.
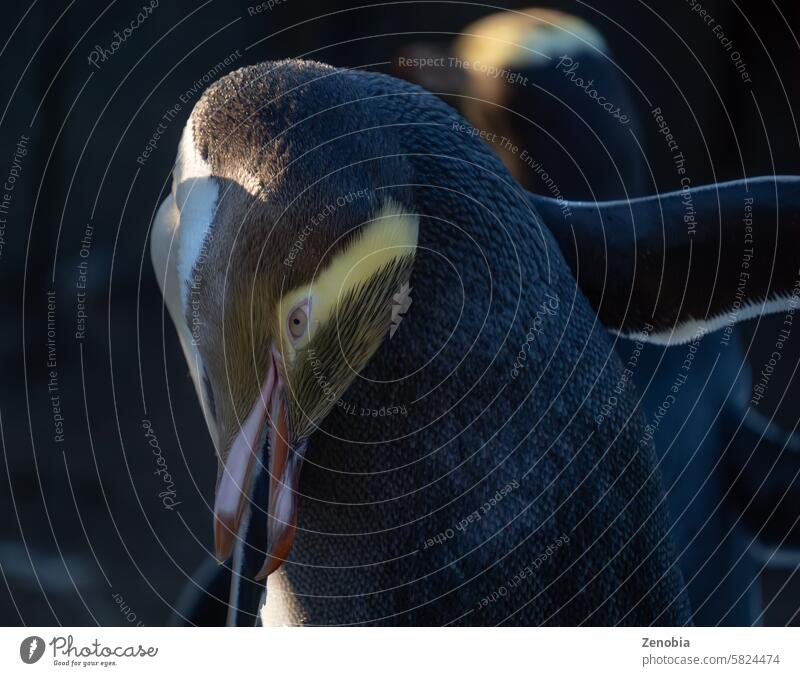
[397,7,791,625]
[395,8,645,200]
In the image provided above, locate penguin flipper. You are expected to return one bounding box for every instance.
[534,176,800,344]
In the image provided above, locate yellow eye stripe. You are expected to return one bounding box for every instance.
[276,200,419,360]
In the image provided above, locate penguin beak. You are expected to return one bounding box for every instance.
[213,344,308,578]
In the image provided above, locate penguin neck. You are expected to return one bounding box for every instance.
[279,81,581,618]
[295,159,570,504]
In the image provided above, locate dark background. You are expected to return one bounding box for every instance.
[1,0,800,625]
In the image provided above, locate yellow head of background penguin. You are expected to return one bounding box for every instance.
[396,7,645,199]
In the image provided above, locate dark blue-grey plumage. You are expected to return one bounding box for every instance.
[182,60,691,626]
[537,177,800,338]
[398,11,799,626]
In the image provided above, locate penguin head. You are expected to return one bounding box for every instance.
[151,61,420,579]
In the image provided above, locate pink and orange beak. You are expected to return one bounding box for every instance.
[212,345,307,579]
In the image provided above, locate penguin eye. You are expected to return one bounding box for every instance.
[287,303,309,343]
